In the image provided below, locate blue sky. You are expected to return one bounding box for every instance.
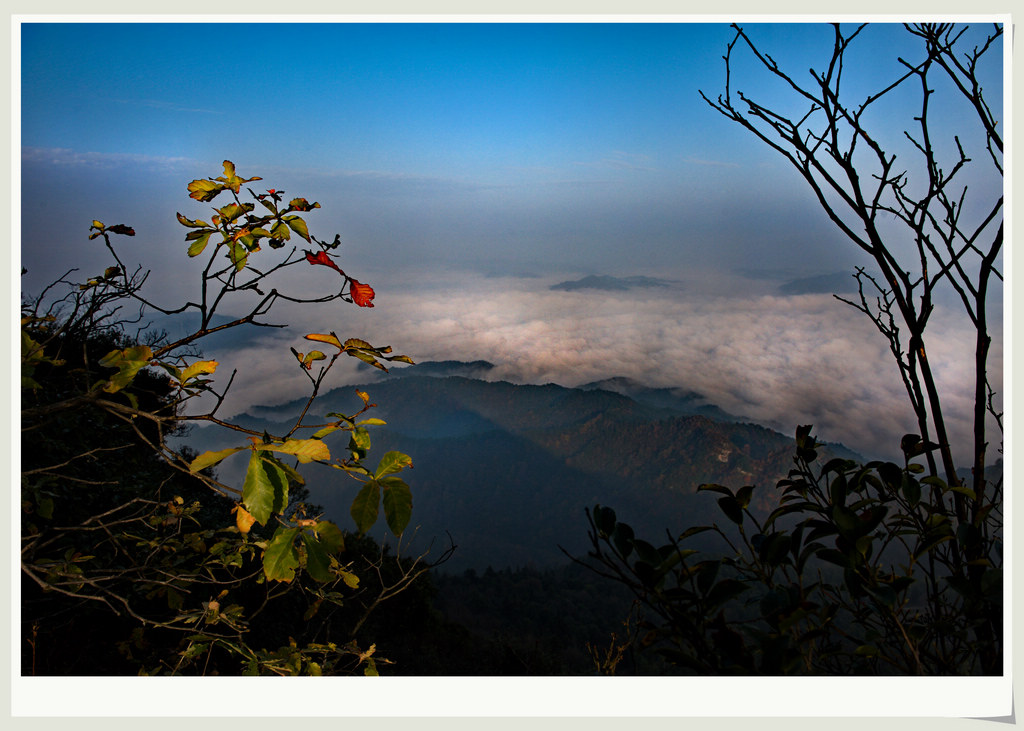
[17,19,1005,461]
[22,23,731,171]
[19,21,897,288]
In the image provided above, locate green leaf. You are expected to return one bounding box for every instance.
[735,485,754,509]
[263,526,301,582]
[37,496,54,520]
[380,476,412,536]
[283,215,311,242]
[300,532,333,583]
[189,446,245,473]
[760,533,792,566]
[349,426,371,460]
[855,534,874,558]
[868,583,898,607]
[347,349,387,371]
[186,231,214,257]
[946,484,978,501]
[289,197,320,212]
[678,525,713,541]
[655,549,689,577]
[858,505,888,534]
[695,559,720,595]
[829,472,848,507]
[593,505,616,536]
[340,570,360,589]
[914,535,955,560]
[350,481,381,534]
[312,425,343,439]
[314,520,345,554]
[98,345,154,393]
[698,483,734,497]
[270,220,291,241]
[356,418,387,426]
[187,178,224,202]
[632,539,661,567]
[817,548,850,568]
[877,462,903,491]
[612,522,635,557]
[216,160,262,193]
[243,451,289,525]
[375,451,413,479]
[228,241,248,271]
[217,202,254,222]
[184,229,211,242]
[831,504,861,537]
[273,457,304,486]
[262,438,330,464]
[386,354,416,365]
[902,474,921,506]
[717,495,744,525]
[292,349,326,370]
[705,578,748,609]
[176,212,210,228]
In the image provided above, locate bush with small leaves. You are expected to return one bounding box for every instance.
[21,161,445,675]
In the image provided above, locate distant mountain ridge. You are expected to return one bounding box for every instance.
[550,274,676,292]
[779,271,860,295]
[579,376,740,422]
[187,363,859,571]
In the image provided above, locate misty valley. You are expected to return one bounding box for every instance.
[180,360,863,673]
[189,360,855,572]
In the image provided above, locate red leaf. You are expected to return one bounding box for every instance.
[304,250,345,276]
[350,279,375,308]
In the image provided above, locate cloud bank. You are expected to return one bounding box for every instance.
[194,268,1002,465]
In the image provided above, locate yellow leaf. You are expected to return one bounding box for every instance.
[305,332,343,350]
[189,446,245,473]
[233,505,257,534]
[261,438,330,464]
[180,359,219,383]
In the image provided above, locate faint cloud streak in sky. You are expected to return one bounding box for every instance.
[573,151,658,171]
[683,156,741,167]
[111,98,226,115]
[21,145,200,170]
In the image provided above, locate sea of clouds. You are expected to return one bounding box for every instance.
[185,265,1002,466]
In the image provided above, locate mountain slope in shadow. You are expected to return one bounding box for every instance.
[187,367,856,571]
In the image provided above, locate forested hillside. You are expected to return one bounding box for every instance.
[187,364,857,571]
